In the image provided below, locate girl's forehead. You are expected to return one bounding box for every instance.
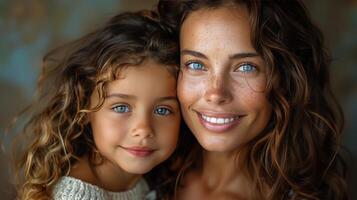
[117,60,175,79]
[90,60,178,104]
[98,58,177,81]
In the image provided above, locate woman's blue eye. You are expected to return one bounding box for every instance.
[237,63,256,73]
[113,105,130,113]
[186,62,204,70]
[154,107,172,116]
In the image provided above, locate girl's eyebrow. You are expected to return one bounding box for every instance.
[106,93,177,101]
[158,96,177,102]
[106,93,136,99]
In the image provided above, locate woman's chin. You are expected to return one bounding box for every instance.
[198,138,238,153]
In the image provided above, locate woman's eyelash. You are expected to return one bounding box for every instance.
[183,61,258,72]
[184,61,205,70]
[234,62,258,73]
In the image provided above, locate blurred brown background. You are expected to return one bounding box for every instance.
[0,0,356,199]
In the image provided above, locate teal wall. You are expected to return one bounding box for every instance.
[0,0,356,199]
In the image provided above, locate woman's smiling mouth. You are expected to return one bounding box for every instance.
[195,110,244,132]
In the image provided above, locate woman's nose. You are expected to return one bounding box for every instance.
[204,74,233,105]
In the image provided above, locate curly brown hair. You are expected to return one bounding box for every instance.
[14,10,179,200]
[157,0,348,199]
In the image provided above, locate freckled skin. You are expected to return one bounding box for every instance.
[177,5,273,199]
[179,6,272,153]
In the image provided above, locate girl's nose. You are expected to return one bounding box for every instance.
[131,116,154,138]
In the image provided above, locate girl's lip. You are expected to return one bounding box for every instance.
[121,146,155,157]
[195,111,244,133]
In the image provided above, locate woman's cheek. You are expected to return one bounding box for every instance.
[177,73,205,104]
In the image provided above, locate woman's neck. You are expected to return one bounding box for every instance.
[199,148,253,196]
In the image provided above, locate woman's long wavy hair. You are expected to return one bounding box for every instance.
[14,10,179,200]
[158,0,348,199]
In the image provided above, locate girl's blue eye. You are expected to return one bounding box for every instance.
[112,105,130,113]
[154,107,172,116]
[186,62,204,70]
[237,63,256,73]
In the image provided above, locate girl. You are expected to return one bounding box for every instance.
[158,0,348,199]
[15,10,180,200]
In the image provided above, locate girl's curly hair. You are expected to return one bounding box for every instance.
[14,10,179,200]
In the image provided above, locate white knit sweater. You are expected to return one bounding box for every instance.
[52,176,151,200]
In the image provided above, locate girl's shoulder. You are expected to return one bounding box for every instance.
[52,176,151,200]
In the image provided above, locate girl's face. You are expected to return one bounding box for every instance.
[89,59,180,174]
[178,6,272,152]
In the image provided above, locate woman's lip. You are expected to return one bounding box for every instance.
[193,109,243,118]
[121,146,155,157]
[195,111,243,133]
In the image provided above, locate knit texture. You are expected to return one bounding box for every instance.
[52,176,150,200]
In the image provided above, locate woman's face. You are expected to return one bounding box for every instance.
[178,5,272,152]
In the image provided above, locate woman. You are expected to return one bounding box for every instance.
[158,0,348,199]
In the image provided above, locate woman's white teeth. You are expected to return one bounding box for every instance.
[201,115,238,124]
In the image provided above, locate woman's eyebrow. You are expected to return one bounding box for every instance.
[181,49,259,60]
[181,49,208,59]
[229,52,259,59]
